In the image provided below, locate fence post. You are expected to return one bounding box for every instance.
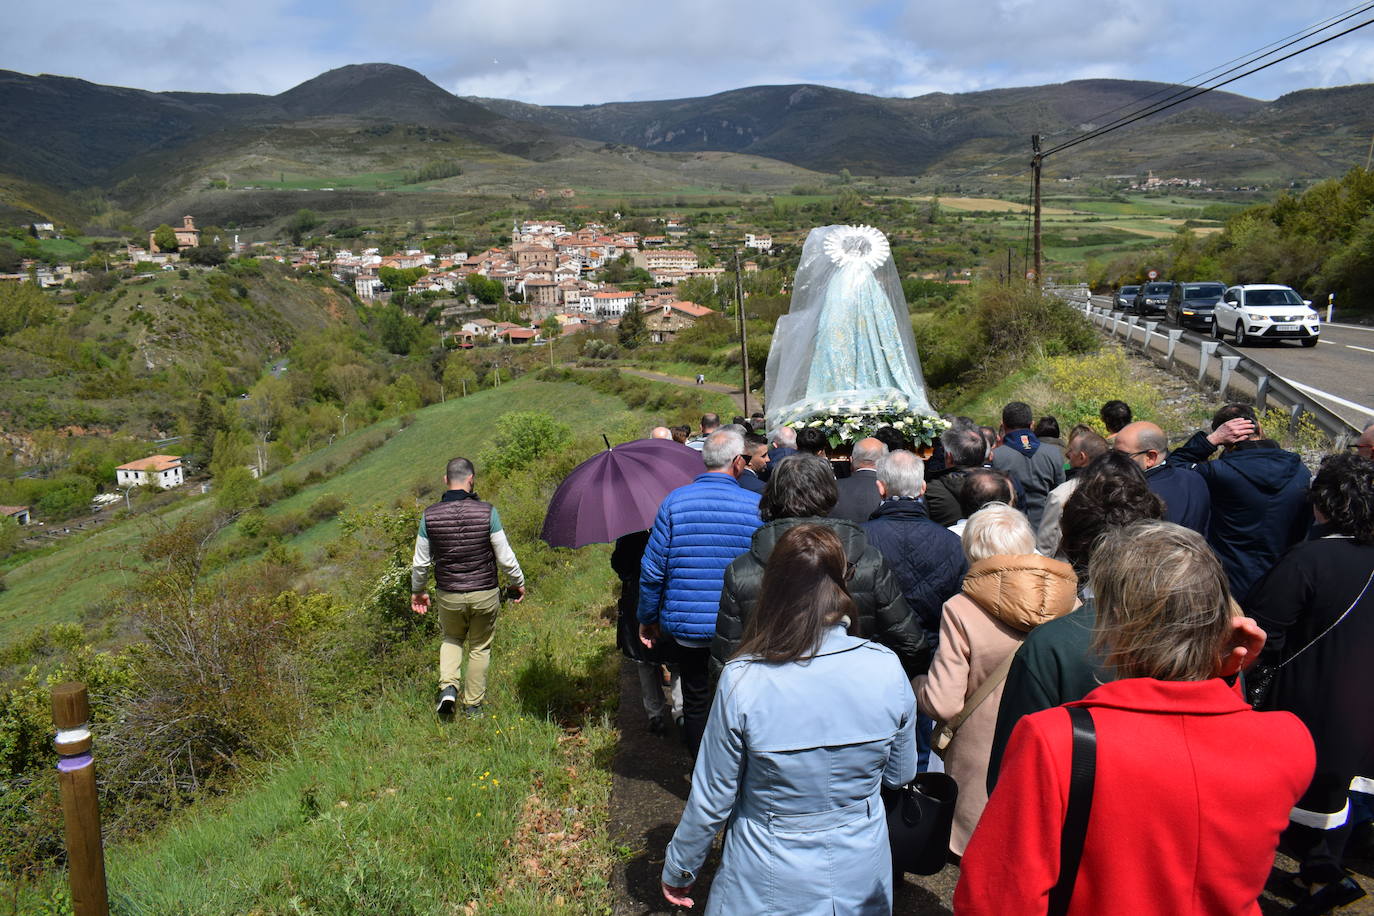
[1290,403,1305,434]
[1255,374,1271,413]
[52,682,109,916]
[1198,341,1219,384]
[1166,329,1184,366]
[1124,316,1139,346]
[1143,321,1159,353]
[1218,356,1241,396]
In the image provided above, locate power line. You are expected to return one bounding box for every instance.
[1042,15,1374,158]
[1069,1,1374,132]
[939,3,1374,186]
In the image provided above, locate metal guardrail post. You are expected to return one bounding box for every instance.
[1166,330,1183,366]
[1255,374,1271,413]
[1219,356,1241,396]
[1198,342,1219,384]
[1111,314,1122,336]
[1290,404,1305,433]
[1124,316,1138,346]
[1143,321,1159,352]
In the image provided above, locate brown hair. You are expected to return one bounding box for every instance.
[1091,521,1237,681]
[734,523,856,664]
[760,454,838,521]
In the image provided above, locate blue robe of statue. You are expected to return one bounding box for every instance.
[807,260,924,401]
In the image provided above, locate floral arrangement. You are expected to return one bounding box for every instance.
[784,407,950,449]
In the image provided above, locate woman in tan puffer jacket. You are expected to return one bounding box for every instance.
[915,503,1078,857]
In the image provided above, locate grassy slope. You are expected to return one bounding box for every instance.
[106,545,621,914]
[0,378,631,643]
[11,373,726,911]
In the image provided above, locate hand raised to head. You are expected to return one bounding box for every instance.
[1216,615,1267,678]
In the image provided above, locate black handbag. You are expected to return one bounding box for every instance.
[884,772,958,877]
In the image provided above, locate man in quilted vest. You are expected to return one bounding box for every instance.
[638,428,762,758]
[411,457,526,718]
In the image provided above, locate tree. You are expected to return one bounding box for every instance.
[442,352,478,397]
[466,274,503,305]
[0,282,56,336]
[540,315,561,342]
[286,209,321,246]
[183,245,227,266]
[377,305,422,356]
[618,302,646,350]
[152,224,179,252]
[378,265,426,291]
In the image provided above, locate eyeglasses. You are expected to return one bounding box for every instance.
[1348,443,1373,453]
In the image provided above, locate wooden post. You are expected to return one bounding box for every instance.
[734,248,750,415]
[1031,134,1043,286]
[52,682,109,916]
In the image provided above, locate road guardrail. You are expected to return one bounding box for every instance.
[1047,285,1358,447]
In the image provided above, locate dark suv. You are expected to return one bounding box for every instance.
[1131,282,1173,315]
[1165,281,1226,330]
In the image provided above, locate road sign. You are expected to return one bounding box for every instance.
[1147,269,1158,279]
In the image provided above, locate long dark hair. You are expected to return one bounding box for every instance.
[734,523,856,664]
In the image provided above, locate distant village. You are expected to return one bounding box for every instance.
[2,215,780,349]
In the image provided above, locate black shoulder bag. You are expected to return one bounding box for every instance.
[1047,706,1097,916]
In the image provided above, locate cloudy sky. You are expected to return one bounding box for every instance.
[5,0,1373,104]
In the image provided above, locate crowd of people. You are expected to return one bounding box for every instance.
[612,404,1374,915]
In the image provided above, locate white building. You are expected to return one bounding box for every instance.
[744,233,773,252]
[115,455,184,489]
[578,290,636,318]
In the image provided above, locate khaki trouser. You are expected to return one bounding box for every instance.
[436,587,500,706]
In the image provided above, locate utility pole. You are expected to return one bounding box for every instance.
[734,248,750,415]
[1031,134,1043,286]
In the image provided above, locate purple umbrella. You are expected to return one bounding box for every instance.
[540,437,705,548]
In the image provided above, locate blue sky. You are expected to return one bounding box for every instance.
[4,0,1373,104]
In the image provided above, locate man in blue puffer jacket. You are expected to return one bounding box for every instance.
[639,428,762,759]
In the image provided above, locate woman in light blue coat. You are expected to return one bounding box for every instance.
[662,523,918,914]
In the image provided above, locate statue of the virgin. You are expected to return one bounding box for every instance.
[764,225,933,428]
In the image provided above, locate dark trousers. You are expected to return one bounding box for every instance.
[668,639,712,760]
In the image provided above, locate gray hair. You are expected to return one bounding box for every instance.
[1136,426,1168,455]
[851,438,889,468]
[719,423,749,436]
[1091,521,1235,681]
[961,503,1036,563]
[702,428,745,470]
[876,450,925,498]
[771,426,797,449]
[942,426,989,469]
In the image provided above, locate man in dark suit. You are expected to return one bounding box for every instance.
[737,433,769,494]
[830,437,887,524]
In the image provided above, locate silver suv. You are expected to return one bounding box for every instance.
[1212,285,1320,347]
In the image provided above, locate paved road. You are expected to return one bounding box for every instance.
[1090,298,1374,429]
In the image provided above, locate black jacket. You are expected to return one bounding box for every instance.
[861,498,967,636]
[710,516,931,678]
[831,468,881,524]
[1169,433,1311,602]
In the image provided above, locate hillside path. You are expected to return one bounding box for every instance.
[575,366,752,415]
[607,656,960,915]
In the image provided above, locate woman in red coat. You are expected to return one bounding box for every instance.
[956,521,1315,916]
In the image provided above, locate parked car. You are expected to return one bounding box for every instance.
[1113,285,1140,310]
[1213,285,1320,347]
[1165,281,1226,330]
[1131,281,1173,315]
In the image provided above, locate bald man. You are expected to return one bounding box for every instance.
[1114,421,1210,535]
[650,426,673,440]
[831,437,888,525]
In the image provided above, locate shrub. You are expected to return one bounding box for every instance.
[478,411,573,476]
[308,493,345,522]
